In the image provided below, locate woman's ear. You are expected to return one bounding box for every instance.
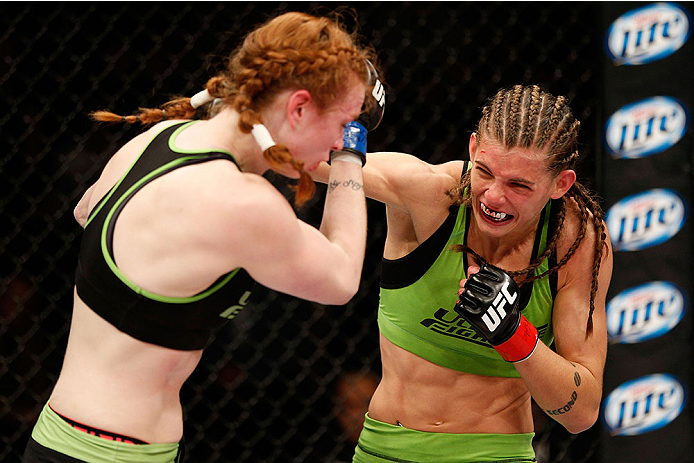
[550,169,577,199]
[468,132,478,161]
[286,89,312,128]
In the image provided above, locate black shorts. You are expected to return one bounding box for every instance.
[23,435,186,463]
[23,436,85,463]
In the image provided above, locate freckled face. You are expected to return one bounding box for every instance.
[470,141,558,239]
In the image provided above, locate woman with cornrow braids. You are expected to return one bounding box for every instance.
[314,84,612,462]
[23,11,385,463]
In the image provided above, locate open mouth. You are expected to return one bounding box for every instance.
[480,202,513,223]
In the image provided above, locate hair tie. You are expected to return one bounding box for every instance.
[251,124,277,152]
[190,89,215,109]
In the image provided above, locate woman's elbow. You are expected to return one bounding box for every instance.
[563,407,600,434]
[317,276,360,306]
[328,282,360,306]
[74,206,88,228]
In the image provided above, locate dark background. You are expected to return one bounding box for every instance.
[2,2,611,462]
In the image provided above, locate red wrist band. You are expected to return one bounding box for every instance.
[494,315,539,362]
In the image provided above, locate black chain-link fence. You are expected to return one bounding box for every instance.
[1,2,604,462]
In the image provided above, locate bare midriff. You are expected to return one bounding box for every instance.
[368,333,534,434]
[48,290,203,444]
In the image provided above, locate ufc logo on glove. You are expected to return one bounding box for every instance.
[454,264,538,362]
[482,281,518,332]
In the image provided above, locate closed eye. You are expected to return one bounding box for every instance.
[476,166,492,177]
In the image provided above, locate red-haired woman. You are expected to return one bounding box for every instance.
[23,11,383,463]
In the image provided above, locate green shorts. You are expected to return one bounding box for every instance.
[353,413,536,463]
[30,402,182,463]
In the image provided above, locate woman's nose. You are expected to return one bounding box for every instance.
[331,135,344,152]
[485,182,506,204]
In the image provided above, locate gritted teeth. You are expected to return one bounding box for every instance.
[480,202,512,222]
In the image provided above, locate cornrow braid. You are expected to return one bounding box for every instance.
[537,95,568,149]
[517,185,605,337]
[505,85,524,147]
[550,149,581,172]
[549,119,580,165]
[493,91,506,143]
[520,85,542,148]
[570,182,608,334]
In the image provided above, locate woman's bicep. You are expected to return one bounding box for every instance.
[552,236,613,378]
[314,152,463,212]
[234,196,359,305]
[363,153,464,209]
[553,287,608,379]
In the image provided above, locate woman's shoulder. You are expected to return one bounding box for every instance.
[552,193,611,286]
[199,167,295,222]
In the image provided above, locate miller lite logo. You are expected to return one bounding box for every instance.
[482,281,517,332]
[603,374,686,436]
[606,2,691,65]
[606,189,688,251]
[604,96,688,159]
[606,281,686,343]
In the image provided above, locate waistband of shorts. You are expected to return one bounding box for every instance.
[31,402,180,463]
[357,413,536,463]
[49,403,148,445]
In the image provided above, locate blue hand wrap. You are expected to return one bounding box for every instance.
[342,121,368,156]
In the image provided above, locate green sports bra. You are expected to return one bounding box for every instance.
[378,171,558,377]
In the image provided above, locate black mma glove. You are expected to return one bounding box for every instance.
[331,59,386,166]
[454,264,539,362]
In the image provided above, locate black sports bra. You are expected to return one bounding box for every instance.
[75,122,255,350]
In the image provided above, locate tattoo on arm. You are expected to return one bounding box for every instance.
[328,180,340,193]
[545,391,578,416]
[328,178,363,194]
[544,364,583,416]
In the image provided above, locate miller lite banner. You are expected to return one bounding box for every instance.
[605,188,688,251]
[598,3,693,462]
[606,281,687,344]
[603,374,687,436]
[604,96,689,160]
[605,2,691,65]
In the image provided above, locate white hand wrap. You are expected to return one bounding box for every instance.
[330,151,364,165]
